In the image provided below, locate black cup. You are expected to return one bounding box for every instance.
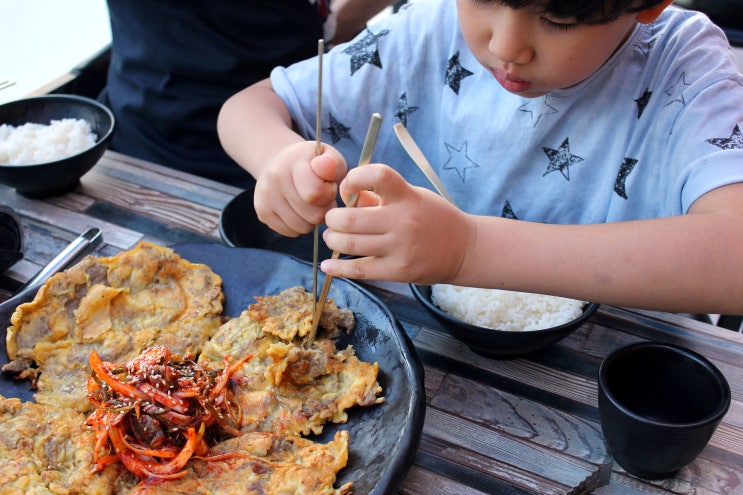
[598,341,731,480]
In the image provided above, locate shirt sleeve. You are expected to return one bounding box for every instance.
[270,0,458,163]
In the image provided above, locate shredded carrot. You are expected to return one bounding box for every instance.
[86,346,251,480]
[89,350,149,401]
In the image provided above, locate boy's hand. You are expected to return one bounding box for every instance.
[321,163,474,284]
[254,141,347,237]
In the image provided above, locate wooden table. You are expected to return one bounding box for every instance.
[1,151,742,495]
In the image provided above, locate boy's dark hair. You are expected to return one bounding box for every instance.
[501,0,668,24]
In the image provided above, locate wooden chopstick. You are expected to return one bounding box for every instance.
[312,39,324,330]
[308,112,383,343]
[393,123,458,207]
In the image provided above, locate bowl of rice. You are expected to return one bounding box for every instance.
[410,284,600,358]
[0,94,115,197]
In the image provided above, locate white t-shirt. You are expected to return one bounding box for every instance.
[271,0,743,222]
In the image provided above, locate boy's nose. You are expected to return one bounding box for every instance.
[488,9,534,66]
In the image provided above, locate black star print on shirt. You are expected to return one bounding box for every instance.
[664,72,690,107]
[443,141,479,182]
[395,93,419,126]
[542,138,584,180]
[518,96,559,127]
[501,201,518,219]
[445,51,474,94]
[342,28,390,75]
[323,113,351,144]
[634,89,652,119]
[706,124,743,150]
[614,157,638,199]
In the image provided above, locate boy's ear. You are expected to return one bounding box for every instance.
[635,0,675,24]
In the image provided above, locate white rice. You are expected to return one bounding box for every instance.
[431,284,586,331]
[0,118,97,165]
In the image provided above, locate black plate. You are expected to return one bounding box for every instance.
[0,244,425,495]
[0,206,23,274]
[219,188,344,262]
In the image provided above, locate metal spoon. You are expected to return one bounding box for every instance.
[393,123,458,208]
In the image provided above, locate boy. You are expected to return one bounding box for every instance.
[217,0,743,314]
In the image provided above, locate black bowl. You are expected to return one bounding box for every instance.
[0,95,115,197]
[410,284,600,358]
[219,188,338,262]
[0,205,23,273]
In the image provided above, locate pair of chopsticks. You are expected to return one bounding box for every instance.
[308,113,382,343]
[311,39,325,334]
[308,39,383,344]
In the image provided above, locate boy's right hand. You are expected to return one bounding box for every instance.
[253,141,348,237]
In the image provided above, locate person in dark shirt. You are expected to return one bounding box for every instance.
[99,0,392,188]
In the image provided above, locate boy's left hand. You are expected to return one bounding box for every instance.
[320,163,474,284]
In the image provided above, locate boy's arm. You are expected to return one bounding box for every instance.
[323,165,743,314]
[459,182,743,314]
[217,78,304,180]
[218,78,348,237]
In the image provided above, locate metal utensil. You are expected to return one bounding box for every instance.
[312,39,325,329]
[308,113,383,343]
[393,123,458,207]
[0,79,16,91]
[0,227,103,319]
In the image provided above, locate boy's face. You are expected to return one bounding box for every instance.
[456,0,639,97]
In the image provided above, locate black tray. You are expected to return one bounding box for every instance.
[0,244,425,495]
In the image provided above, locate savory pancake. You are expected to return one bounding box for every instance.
[0,397,121,495]
[198,286,384,436]
[120,431,352,495]
[248,285,355,340]
[91,286,381,494]
[1,245,385,495]
[3,242,224,412]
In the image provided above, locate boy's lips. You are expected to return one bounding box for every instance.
[491,67,532,93]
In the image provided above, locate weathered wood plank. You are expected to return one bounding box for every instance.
[708,420,743,457]
[422,407,611,492]
[414,328,599,408]
[417,435,574,495]
[85,202,219,246]
[95,151,241,209]
[48,189,96,212]
[78,172,222,238]
[427,371,608,464]
[398,464,493,495]
[658,455,743,495]
[598,457,743,495]
[592,307,743,365]
[593,472,675,494]
[423,363,447,401]
[0,186,143,250]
